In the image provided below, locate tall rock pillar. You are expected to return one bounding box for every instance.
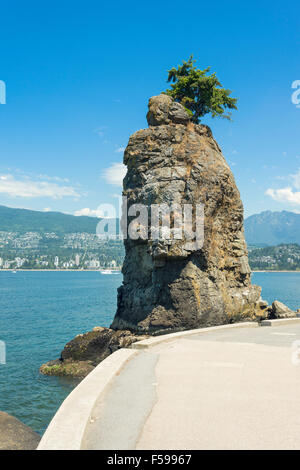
[111,95,261,333]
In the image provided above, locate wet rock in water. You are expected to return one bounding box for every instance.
[270,300,295,319]
[40,327,148,378]
[111,94,262,333]
[39,359,94,378]
[0,411,40,450]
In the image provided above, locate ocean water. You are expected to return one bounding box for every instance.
[0,271,300,436]
[0,271,121,435]
[252,272,300,310]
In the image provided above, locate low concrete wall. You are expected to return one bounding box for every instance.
[132,321,258,349]
[37,348,137,450]
[261,318,300,327]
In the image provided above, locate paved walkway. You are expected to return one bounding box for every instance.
[82,324,300,450]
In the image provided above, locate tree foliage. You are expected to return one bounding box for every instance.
[165,56,238,123]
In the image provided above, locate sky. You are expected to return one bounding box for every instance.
[0,0,299,218]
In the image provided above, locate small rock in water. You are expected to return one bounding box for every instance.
[40,327,148,378]
[271,300,295,319]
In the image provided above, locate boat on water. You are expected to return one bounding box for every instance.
[99,270,121,275]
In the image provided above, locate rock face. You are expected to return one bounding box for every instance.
[270,300,295,319]
[0,411,40,450]
[111,94,262,333]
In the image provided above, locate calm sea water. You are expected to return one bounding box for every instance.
[0,271,300,435]
[0,271,121,435]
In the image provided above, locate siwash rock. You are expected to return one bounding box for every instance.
[111,94,262,333]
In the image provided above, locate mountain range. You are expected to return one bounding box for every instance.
[244,210,300,246]
[0,205,300,246]
[0,205,100,234]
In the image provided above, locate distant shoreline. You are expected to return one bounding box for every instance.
[0,269,298,273]
[251,270,300,273]
[0,269,122,272]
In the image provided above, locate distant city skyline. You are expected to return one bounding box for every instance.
[0,230,124,270]
[0,1,299,218]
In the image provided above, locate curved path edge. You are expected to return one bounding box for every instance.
[37,349,137,450]
[38,320,287,450]
[132,321,258,349]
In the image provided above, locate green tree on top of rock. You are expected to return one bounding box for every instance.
[164,56,238,123]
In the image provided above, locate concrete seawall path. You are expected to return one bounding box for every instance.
[39,321,300,450]
[83,323,300,450]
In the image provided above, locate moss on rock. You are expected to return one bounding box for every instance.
[40,327,148,378]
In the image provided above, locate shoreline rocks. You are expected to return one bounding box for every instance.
[268,300,296,319]
[40,327,148,378]
[40,300,297,378]
[0,411,40,450]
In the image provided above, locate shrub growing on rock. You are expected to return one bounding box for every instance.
[164,55,238,123]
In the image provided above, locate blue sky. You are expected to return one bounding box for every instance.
[0,0,299,218]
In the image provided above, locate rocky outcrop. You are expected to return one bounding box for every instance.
[0,411,40,450]
[269,300,295,319]
[111,94,262,333]
[40,95,297,379]
[40,327,148,378]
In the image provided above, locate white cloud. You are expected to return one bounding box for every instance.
[102,163,126,186]
[13,169,70,183]
[265,187,300,205]
[115,146,125,153]
[74,207,104,218]
[37,174,70,183]
[265,168,300,206]
[291,168,300,189]
[43,207,52,212]
[0,174,80,199]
